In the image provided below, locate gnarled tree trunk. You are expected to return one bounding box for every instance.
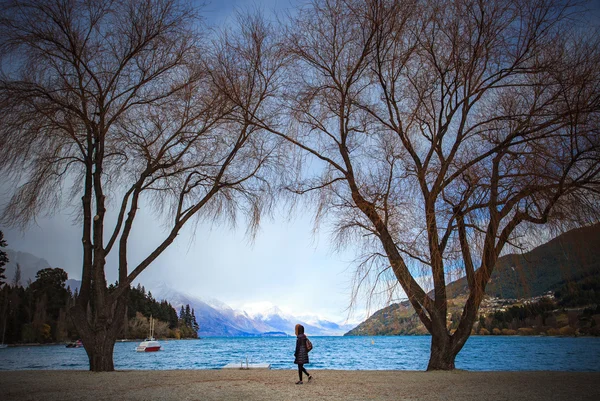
[84,331,117,372]
[426,315,474,371]
[71,293,128,372]
[428,331,456,371]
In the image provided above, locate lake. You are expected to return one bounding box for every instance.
[1,336,599,371]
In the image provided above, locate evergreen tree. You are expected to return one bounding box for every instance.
[185,304,191,327]
[168,306,178,329]
[0,231,8,287]
[191,308,199,333]
[0,273,185,343]
[30,268,69,321]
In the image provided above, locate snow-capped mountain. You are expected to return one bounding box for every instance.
[245,302,354,336]
[150,283,354,337]
[150,282,274,337]
[1,250,357,336]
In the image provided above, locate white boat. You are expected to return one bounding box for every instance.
[136,338,160,352]
[136,316,161,352]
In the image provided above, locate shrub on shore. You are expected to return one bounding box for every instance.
[559,326,576,336]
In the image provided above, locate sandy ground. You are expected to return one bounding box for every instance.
[1,370,599,401]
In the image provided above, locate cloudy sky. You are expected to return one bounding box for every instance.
[0,0,369,323]
[2,200,362,322]
[2,0,600,325]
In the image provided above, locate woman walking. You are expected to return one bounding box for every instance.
[293,324,312,384]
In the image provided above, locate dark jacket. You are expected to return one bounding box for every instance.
[294,333,310,365]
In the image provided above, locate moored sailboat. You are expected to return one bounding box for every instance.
[136,316,161,352]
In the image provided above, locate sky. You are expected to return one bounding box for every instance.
[0,1,364,325]
[1,198,363,322]
[2,0,600,325]
[0,0,369,324]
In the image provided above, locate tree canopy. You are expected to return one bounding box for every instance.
[242,0,600,369]
[0,0,281,371]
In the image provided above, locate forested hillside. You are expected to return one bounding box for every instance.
[346,224,600,336]
[447,223,600,299]
[0,268,199,344]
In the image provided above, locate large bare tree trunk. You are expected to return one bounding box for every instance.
[71,292,128,372]
[83,330,117,372]
[428,330,455,371]
[426,315,475,371]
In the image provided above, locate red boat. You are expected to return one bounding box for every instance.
[136,316,161,352]
[136,338,161,352]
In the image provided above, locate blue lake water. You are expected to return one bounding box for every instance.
[1,336,599,371]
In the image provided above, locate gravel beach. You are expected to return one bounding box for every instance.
[1,370,599,401]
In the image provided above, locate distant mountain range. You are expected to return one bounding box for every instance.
[4,249,81,292]
[3,248,353,336]
[345,223,600,336]
[7,223,599,338]
[4,249,52,285]
[149,282,354,337]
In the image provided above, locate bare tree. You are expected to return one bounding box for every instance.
[245,0,600,370]
[0,0,280,371]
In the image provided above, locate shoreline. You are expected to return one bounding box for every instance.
[3,333,598,347]
[2,337,203,347]
[1,370,599,401]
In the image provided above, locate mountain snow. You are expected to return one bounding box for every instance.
[0,250,359,336]
[149,282,355,336]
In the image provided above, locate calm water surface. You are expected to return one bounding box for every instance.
[1,336,599,371]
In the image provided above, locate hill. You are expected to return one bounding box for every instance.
[447,223,600,299]
[3,249,52,285]
[346,223,600,336]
